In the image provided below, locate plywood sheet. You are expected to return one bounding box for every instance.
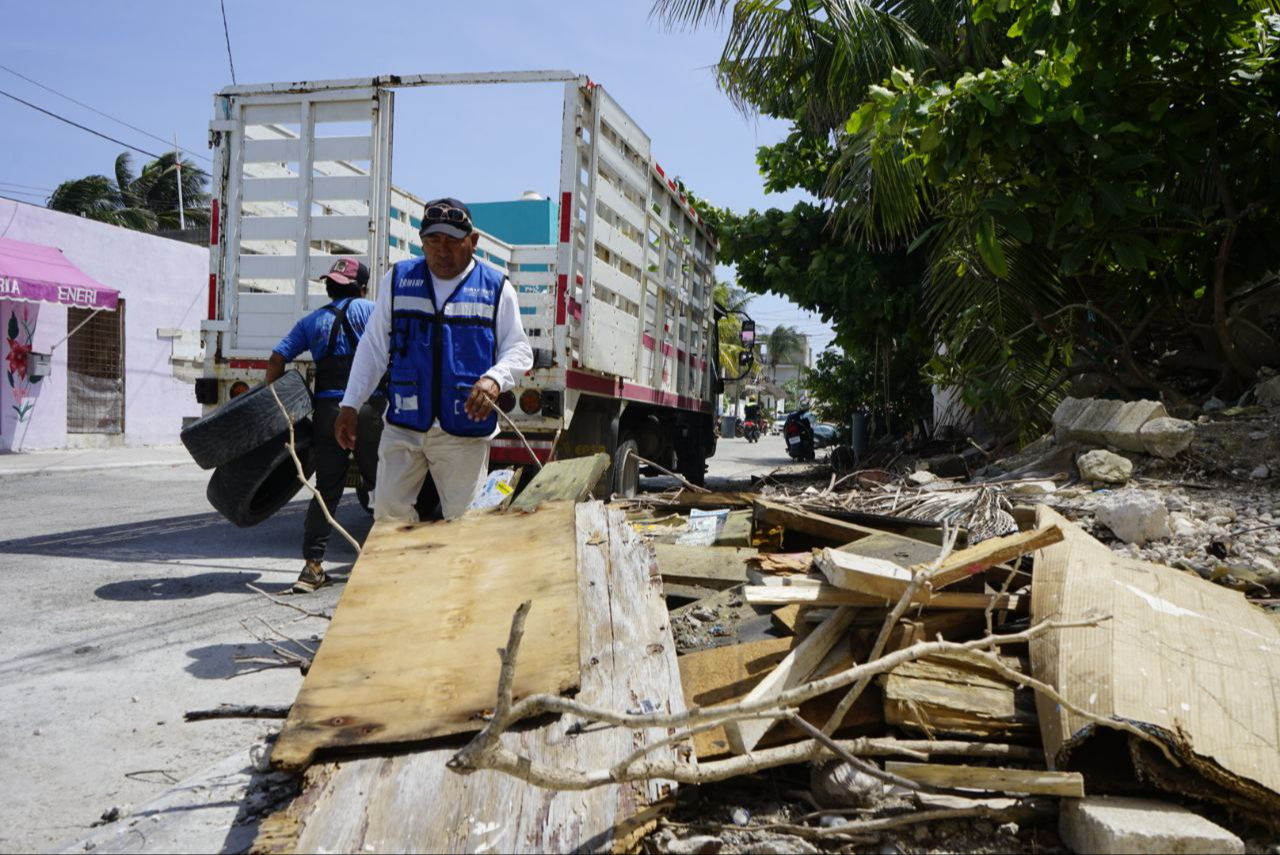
[1031,505,1280,819]
[255,502,685,854]
[270,502,581,771]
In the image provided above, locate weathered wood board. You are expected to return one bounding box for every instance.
[885,762,1084,798]
[509,453,611,512]
[724,607,858,753]
[255,502,685,854]
[882,654,1037,738]
[654,543,757,590]
[270,502,581,771]
[677,636,881,759]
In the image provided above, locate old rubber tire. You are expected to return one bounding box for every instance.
[206,419,316,527]
[614,437,640,498]
[181,370,313,469]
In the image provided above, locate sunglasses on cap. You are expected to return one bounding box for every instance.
[424,205,470,224]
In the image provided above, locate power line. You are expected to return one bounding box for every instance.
[0,88,165,160]
[0,180,55,192]
[0,187,48,199]
[0,63,211,163]
[220,0,238,85]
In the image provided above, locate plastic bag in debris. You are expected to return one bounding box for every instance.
[676,508,730,546]
[469,469,518,510]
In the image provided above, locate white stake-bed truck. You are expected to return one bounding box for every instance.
[177,71,725,496]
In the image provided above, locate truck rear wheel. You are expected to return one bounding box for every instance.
[181,370,313,469]
[614,437,640,498]
[206,420,315,527]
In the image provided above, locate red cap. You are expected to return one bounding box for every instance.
[322,257,369,286]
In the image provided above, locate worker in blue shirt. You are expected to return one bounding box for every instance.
[265,257,376,593]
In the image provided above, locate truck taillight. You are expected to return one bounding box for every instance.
[229,381,250,398]
[519,389,542,415]
[497,391,516,412]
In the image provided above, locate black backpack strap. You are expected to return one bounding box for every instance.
[324,298,360,358]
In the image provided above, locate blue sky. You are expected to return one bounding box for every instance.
[0,0,835,357]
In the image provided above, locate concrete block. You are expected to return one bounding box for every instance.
[1052,397,1091,442]
[1066,398,1124,445]
[1060,796,1244,854]
[1139,416,1196,459]
[1101,400,1167,451]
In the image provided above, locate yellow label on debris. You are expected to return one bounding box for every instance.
[496,481,514,495]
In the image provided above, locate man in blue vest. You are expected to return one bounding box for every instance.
[266,257,377,593]
[335,198,533,522]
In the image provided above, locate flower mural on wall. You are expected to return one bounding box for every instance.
[6,306,40,422]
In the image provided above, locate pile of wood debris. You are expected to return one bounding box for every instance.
[147,454,1280,854]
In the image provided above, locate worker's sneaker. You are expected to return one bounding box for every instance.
[291,560,329,594]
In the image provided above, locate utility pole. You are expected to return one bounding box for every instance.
[174,135,186,230]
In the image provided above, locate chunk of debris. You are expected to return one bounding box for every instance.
[1059,796,1244,855]
[1094,489,1171,545]
[1138,416,1196,459]
[1077,449,1134,484]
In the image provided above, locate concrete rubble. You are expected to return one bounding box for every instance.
[1077,449,1134,484]
[1059,796,1245,855]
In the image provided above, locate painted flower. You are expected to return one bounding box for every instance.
[6,338,31,379]
[11,383,26,404]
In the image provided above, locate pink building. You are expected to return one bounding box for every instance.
[0,200,205,452]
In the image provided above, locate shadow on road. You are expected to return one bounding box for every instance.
[186,641,311,680]
[96,571,266,602]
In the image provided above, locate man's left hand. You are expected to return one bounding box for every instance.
[464,377,501,421]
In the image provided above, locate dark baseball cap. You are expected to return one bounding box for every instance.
[420,198,474,240]
[321,257,369,287]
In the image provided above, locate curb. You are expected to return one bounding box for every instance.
[0,459,197,477]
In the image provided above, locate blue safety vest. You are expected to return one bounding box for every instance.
[385,258,505,437]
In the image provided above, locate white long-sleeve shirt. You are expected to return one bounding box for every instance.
[340,259,533,425]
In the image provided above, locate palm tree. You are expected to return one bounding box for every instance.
[650,0,982,135]
[763,325,806,382]
[49,152,210,232]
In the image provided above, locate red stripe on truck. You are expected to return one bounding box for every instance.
[556,274,568,325]
[559,192,572,242]
[210,199,219,245]
[208,274,217,320]
[566,369,712,414]
[229,359,269,370]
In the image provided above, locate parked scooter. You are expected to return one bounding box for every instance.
[742,419,760,443]
[784,409,816,461]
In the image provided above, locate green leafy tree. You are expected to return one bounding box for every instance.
[662,0,1280,440]
[762,324,806,381]
[49,152,210,232]
[836,0,1280,423]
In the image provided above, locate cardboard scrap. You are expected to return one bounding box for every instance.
[1031,505,1280,822]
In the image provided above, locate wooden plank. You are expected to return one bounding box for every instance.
[754,499,884,546]
[816,549,914,599]
[677,636,880,759]
[744,585,1023,611]
[884,762,1085,798]
[270,502,581,771]
[718,509,754,546]
[771,604,804,635]
[839,531,941,568]
[723,607,858,754]
[256,502,684,854]
[508,452,610,512]
[747,552,814,575]
[926,525,1063,590]
[654,543,757,590]
[658,490,756,510]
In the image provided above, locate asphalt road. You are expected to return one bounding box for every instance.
[0,435,792,851]
[0,463,368,853]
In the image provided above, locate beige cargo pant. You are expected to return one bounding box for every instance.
[372,423,490,521]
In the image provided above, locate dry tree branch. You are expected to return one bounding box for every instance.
[625,449,711,493]
[447,600,1146,791]
[269,383,361,555]
[674,801,1055,840]
[247,582,332,620]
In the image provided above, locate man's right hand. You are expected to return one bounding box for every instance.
[335,406,359,450]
